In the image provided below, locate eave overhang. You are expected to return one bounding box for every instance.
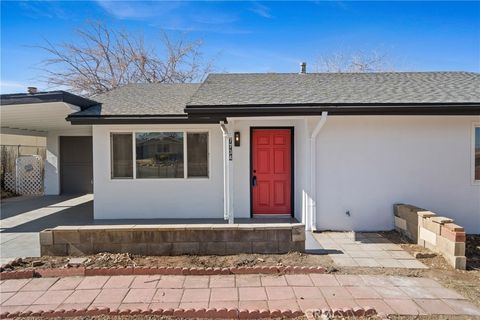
[66,114,225,125]
[1,91,98,109]
[185,102,480,117]
[1,101,89,133]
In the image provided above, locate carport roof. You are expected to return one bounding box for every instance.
[1,91,98,134]
[0,90,98,109]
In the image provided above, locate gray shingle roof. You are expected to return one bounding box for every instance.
[70,72,480,121]
[74,83,201,116]
[187,72,480,107]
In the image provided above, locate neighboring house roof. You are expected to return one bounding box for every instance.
[186,72,480,116]
[0,90,98,109]
[67,83,219,124]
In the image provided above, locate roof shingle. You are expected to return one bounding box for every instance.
[187,72,480,107]
[73,83,201,116]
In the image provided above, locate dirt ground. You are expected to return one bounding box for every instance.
[5,251,332,271]
[0,188,18,200]
[387,316,480,320]
[21,317,304,320]
[8,233,477,272]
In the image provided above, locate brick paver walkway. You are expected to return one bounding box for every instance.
[313,232,427,268]
[1,274,479,316]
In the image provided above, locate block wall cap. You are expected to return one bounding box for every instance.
[418,211,436,218]
[50,223,304,232]
[430,216,454,224]
[443,223,464,232]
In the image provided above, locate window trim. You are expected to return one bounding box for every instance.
[472,122,480,185]
[109,129,211,181]
[110,132,134,180]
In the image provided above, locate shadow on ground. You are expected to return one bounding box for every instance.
[0,195,85,220]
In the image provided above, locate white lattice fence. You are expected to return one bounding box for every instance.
[3,172,16,193]
[14,155,43,195]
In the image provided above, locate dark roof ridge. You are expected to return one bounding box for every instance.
[206,71,479,76]
[117,82,201,86]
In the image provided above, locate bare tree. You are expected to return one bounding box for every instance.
[38,21,213,95]
[316,50,393,73]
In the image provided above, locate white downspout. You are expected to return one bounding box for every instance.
[308,111,328,231]
[220,122,233,223]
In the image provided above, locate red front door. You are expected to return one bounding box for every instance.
[252,129,292,215]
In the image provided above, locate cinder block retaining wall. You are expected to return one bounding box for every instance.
[393,204,422,243]
[394,204,466,269]
[40,224,305,256]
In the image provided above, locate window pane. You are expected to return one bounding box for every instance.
[187,132,209,178]
[476,127,480,181]
[111,133,133,178]
[136,132,184,178]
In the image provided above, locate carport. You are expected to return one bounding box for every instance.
[0,90,97,195]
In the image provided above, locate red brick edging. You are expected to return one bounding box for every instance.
[0,306,376,319]
[0,265,326,280]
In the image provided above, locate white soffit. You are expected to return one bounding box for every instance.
[1,102,83,134]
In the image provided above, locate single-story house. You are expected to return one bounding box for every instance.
[1,71,479,233]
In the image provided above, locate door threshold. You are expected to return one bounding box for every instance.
[252,214,293,219]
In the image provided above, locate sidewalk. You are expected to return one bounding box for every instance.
[1,273,479,317]
[312,232,427,269]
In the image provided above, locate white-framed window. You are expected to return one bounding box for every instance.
[474,124,480,184]
[110,130,209,180]
[111,133,133,179]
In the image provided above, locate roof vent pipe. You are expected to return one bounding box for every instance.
[27,87,38,94]
[300,62,307,74]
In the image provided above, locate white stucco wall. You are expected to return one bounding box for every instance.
[92,124,224,219]
[90,115,480,233]
[315,116,480,234]
[44,127,92,195]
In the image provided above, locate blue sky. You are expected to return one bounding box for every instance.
[1,1,479,93]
